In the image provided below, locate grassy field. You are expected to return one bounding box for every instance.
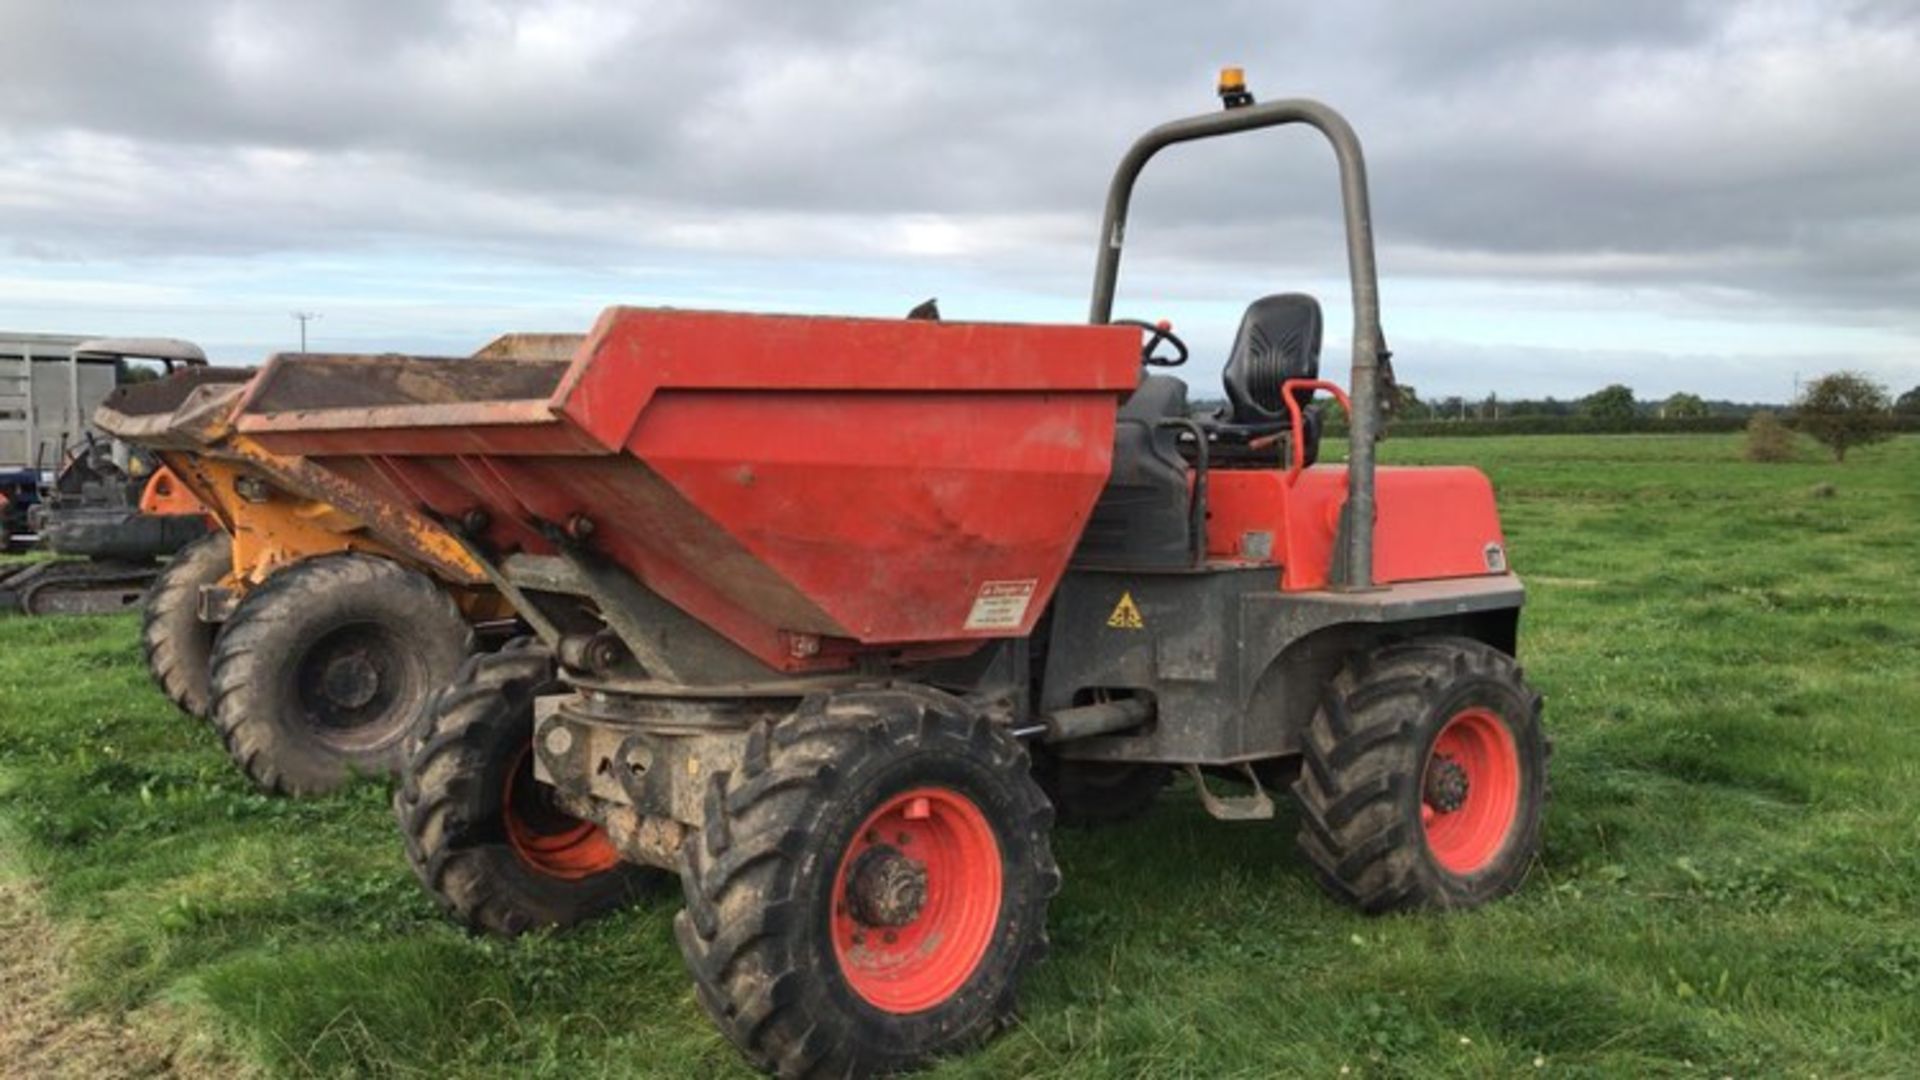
[2,432,1917,1078]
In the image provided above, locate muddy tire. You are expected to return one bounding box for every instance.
[1035,755,1170,827]
[1293,636,1547,913]
[676,690,1059,1077]
[141,532,231,720]
[207,553,471,796]
[396,642,660,936]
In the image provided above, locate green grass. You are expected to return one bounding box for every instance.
[3,433,1918,1077]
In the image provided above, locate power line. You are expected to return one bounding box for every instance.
[291,311,321,352]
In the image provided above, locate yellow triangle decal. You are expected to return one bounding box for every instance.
[1106,591,1145,630]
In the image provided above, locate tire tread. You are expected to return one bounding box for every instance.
[1291,636,1546,914]
[207,553,472,796]
[140,532,231,719]
[675,688,1058,1077]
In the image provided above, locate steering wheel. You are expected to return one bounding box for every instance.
[1112,318,1189,368]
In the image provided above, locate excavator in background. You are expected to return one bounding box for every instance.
[0,338,213,614]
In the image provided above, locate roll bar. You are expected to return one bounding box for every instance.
[1089,97,1385,590]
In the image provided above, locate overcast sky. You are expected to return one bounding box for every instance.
[2,0,1916,401]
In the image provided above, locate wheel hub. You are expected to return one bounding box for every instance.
[845,845,928,928]
[502,745,623,880]
[1424,754,1469,813]
[829,787,1003,1014]
[320,652,380,710]
[1421,708,1523,875]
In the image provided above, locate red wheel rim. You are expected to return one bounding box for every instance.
[503,746,622,880]
[1421,708,1521,875]
[829,787,1002,1014]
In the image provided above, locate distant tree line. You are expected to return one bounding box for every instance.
[1384,382,1822,423]
[1303,374,1920,453]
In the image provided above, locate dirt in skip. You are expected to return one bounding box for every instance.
[0,877,193,1079]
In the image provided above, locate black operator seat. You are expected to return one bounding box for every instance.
[1218,293,1325,468]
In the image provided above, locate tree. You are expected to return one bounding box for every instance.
[1795,371,1893,462]
[1896,386,1920,416]
[1392,382,1430,420]
[1582,384,1637,424]
[1743,411,1796,463]
[1663,392,1708,419]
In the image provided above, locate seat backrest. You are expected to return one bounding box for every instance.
[1222,293,1323,425]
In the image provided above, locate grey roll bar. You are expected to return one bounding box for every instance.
[1089,97,1385,591]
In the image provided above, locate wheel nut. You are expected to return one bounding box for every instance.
[1425,755,1470,813]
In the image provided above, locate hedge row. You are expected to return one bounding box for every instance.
[1318,414,1920,439]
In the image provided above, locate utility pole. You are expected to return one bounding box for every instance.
[292,311,320,352]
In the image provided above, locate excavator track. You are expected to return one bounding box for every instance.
[0,560,155,616]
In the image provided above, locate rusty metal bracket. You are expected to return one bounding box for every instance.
[438,526,564,648]
[196,583,238,624]
[546,545,779,686]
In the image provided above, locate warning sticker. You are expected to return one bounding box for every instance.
[1106,591,1145,630]
[964,579,1038,631]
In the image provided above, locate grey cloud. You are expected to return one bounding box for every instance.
[0,0,1918,341]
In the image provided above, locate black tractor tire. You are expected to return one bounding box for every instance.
[1034,754,1170,827]
[141,531,231,720]
[1292,636,1547,913]
[676,690,1060,1077]
[396,642,661,936]
[207,553,472,796]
